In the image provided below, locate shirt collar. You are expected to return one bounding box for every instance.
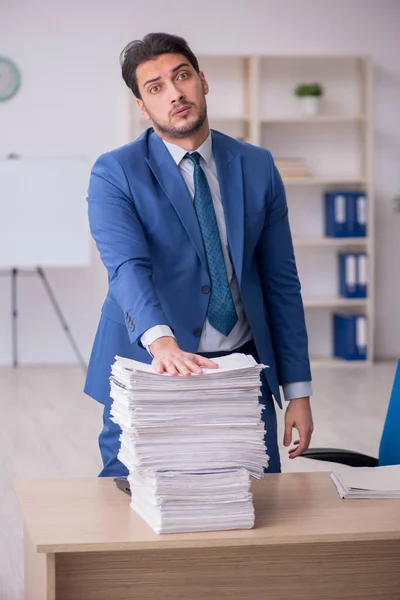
[163,132,213,167]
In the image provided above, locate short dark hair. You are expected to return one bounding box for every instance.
[120,33,200,99]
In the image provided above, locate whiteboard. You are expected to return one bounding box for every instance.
[0,158,91,268]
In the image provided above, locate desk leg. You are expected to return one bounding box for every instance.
[24,525,55,600]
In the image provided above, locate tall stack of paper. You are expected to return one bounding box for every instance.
[110,353,269,534]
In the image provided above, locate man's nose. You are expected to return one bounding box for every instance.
[168,81,185,104]
[172,93,185,103]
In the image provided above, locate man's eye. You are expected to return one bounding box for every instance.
[177,72,189,80]
[150,85,160,94]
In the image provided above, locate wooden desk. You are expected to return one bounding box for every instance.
[14,472,400,600]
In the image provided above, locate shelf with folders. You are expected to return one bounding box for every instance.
[296,241,370,364]
[305,307,369,366]
[257,55,373,365]
[294,183,370,363]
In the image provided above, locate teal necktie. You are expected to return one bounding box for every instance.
[185,152,238,336]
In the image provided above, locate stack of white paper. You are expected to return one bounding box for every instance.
[110,353,269,534]
[331,464,400,499]
[129,468,255,533]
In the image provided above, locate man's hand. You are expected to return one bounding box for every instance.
[150,336,218,376]
[284,397,314,459]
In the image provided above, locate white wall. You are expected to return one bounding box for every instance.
[1,0,399,363]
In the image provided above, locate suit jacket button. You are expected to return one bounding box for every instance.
[193,328,202,337]
[202,285,210,294]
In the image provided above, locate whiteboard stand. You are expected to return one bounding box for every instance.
[0,157,92,369]
[4,267,87,371]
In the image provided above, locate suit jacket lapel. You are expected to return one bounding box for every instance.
[212,131,245,285]
[145,131,208,272]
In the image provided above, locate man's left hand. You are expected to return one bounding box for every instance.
[284,397,314,459]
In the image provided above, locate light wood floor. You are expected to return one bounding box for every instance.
[0,361,397,600]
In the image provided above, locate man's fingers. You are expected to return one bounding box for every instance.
[173,359,192,376]
[163,359,179,376]
[152,353,218,376]
[195,355,219,369]
[289,429,312,459]
[184,359,204,374]
[283,421,293,447]
[289,443,307,459]
[152,358,165,374]
[178,358,205,375]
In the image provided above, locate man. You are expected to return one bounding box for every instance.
[85,32,313,477]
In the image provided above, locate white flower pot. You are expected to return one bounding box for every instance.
[300,96,320,116]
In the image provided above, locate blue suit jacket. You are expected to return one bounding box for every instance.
[84,128,311,408]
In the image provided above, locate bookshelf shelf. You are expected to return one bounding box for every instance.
[303,297,368,309]
[282,176,366,186]
[262,115,367,124]
[293,237,369,248]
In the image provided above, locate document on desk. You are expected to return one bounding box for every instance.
[331,464,400,499]
[110,352,269,534]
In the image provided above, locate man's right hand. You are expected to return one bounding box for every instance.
[149,336,218,376]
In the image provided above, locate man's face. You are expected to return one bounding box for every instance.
[136,53,209,139]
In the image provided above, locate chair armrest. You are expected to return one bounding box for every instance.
[300,448,379,467]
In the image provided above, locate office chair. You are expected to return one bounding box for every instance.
[300,359,400,468]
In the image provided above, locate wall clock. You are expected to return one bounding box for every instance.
[0,57,21,101]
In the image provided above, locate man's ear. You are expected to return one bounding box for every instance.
[137,98,151,121]
[199,71,209,96]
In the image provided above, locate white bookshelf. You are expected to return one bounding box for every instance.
[129,54,374,366]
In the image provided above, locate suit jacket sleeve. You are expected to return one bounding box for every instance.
[255,151,312,385]
[87,152,172,344]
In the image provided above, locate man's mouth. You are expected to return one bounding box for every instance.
[171,105,192,118]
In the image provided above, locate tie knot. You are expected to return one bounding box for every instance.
[184,151,201,166]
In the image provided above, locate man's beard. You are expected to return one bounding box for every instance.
[146,99,208,140]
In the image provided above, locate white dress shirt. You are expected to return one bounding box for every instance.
[141,133,312,401]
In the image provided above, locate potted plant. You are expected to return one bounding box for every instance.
[294,83,324,116]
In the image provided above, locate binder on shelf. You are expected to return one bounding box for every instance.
[339,253,368,298]
[325,192,368,238]
[333,314,368,361]
[325,193,350,237]
[353,192,368,237]
[357,253,368,296]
